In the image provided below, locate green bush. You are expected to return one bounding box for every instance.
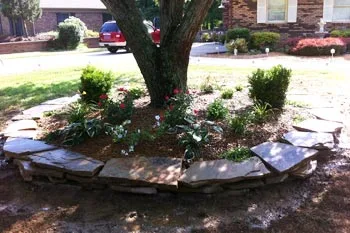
[200,76,215,93]
[207,99,229,120]
[102,95,134,125]
[220,147,253,162]
[63,16,87,39]
[80,65,114,103]
[228,115,248,136]
[219,34,226,44]
[226,28,250,42]
[85,30,99,37]
[164,90,193,128]
[226,38,248,53]
[221,89,234,99]
[248,65,291,109]
[251,32,280,50]
[201,32,212,42]
[128,87,146,99]
[58,22,81,50]
[330,29,350,38]
[67,102,92,124]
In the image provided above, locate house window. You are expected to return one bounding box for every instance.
[267,0,287,22]
[333,0,350,21]
[56,13,75,25]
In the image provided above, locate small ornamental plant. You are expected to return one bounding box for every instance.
[99,87,134,124]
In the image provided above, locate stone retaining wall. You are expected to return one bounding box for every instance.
[0,40,49,54]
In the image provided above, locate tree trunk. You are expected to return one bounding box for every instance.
[22,19,28,37]
[101,0,214,107]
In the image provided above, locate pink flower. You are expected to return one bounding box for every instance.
[186,90,190,94]
[99,94,108,100]
[118,87,128,92]
[194,109,199,115]
[165,96,170,101]
[98,102,102,107]
[120,103,126,109]
[173,88,180,95]
[169,105,174,111]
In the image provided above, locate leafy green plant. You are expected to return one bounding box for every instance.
[58,22,81,50]
[128,87,146,99]
[293,114,306,123]
[228,115,248,136]
[226,28,250,42]
[235,84,244,92]
[207,99,229,120]
[251,102,272,123]
[63,16,87,39]
[221,89,234,99]
[164,89,193,128]
[67,102,93,124]
[220,147,253,162]
[200,76,215,94]
[251,32,280,51]
[61,119,103,145]
[248,65,291,109]
[179,124,210,160]
[85,30,99,38]
[101,93,134,125]
[330,29,350,38]
[226,38,248,53]
[79,65,114,103]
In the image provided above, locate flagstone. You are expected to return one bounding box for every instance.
[293,119,343,133]
[283,131,334,150]
[4,138,57,159]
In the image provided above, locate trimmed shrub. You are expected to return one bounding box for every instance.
[201,32,212,42]
[63,16,87,39]
[226,38,248,53]
[221,89,234,99]
[80,65,114,103]
[248,65,291,109]
[207,99,229,120]
[251,32,280,50]
[58,22,81,50]
[285,37,347,56]
[330,29,350,38]
[226,28,250,42]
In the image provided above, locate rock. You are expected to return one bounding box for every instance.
[178,184,224,194]
[223,180,265,190]
[265,174,289,184]
[283,131,334,150]
[293,119,343,133]
[48,176,67,184]
[251,142,318,173]
[310,108,344,123]
[290,160,317,178]
[178,157,270,188]
[30,149,104,177]
[4,120,38,132]
[22,104,65,119]
[11,114,33,121]
[14,160,64,182]
[41,94,80,105]
[110,185,158,195]
[4,130,40,139]
[4,138,57,159]
[98,157,182,190]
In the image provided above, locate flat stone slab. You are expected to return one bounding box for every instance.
[4,120,38,133]
[11,114,34,121]
[98,157,182,189]
[22,104,65,119]
[293,119,343,133]
[179,157,270,188]
[4,130,40,139]
[30,149,104,177]
[290,160,317,178]
[41,94,80,105]
[251,142,319,173]
[283,131,334,150]
[310,108,344,123]
[14,160,64,182]
[4,138,57,159]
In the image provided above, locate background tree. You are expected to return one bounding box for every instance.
[203,0,223,30]
[101,0,214,107]
[0,0,41,36]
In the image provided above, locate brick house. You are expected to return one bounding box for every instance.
[223,0,350,37]
[0,0,111,36]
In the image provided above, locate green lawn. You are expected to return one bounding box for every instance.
[0,64,347,128]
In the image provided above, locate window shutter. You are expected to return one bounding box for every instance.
[287,0,298,22]
[257,0,267,23]
[323,0,334,22]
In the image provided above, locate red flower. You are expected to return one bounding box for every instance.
[169,105,174,111]
[99,94,108,100]
[186,90,190,94]
[98,101,102,107]
[160,113,165,121]
[120,103,126,109]
[118,87,128,92]
[173,88,180,95]
[165,96,170,101]
[194,109,199,115]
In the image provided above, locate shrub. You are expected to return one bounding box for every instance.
[235,84,244,92]
[207,99,229,120]
[330,29,350,38]
[128,87,146,99]
[221,89,234,99]
[251,32,280,50]
[164,90,193,128]
[179,124,209,160]
[58,22,81,50]
[201,32,212,42]
[80,65,114,103]
[35,31,58,40]
[251,102,272,123]
[220,147,253,162]
[63,16,87,39]
[67,102,92,124]
[248,65,291,109]
[226,38,248,53]
[226,28,250,42]
[200,76,215,93]
[285,37,347,56]
[219,34,226,44]
[228,115,248,136]
[85,30,99,37]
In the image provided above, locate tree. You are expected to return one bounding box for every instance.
[203,0,222,30]
[101,0,214,107]
[1,0,41,36]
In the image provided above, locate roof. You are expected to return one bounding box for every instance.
[40,0,107,10]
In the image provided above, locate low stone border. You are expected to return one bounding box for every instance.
[0,40,49,54]
[1,96,347,195]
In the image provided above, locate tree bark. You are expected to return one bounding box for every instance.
[101,0,214,107]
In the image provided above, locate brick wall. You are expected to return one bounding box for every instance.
[0,40,48,54]
[223,0,350,37]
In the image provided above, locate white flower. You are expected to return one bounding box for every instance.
[129,145,134,152]
[155,115,160,121]
[137,129,141,134]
